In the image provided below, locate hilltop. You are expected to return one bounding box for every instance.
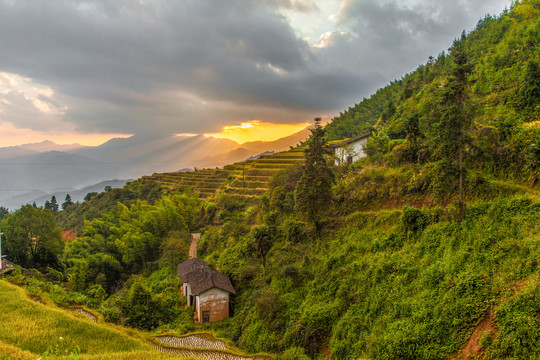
[1,1,539,360]
[0,128,310,210]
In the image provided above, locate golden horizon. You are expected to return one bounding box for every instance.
[205,120,309,144]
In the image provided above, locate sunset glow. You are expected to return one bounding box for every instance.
[206,121,309,144]
[0,122,131,147]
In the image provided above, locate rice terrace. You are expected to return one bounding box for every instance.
[0,0,540,359]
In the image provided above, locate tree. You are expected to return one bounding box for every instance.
[436,33,473,222]
[62,194,74,210]
[295,118,335,229]
[2,205,64,269]
[404,114,422,164]
[50,196,59,213]
[159,231,190,270]
[0,206,8,222]
[517,59,540,118]
[250,225,274,280]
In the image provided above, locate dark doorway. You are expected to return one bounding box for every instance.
[202,310,210,323]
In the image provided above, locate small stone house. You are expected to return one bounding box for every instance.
[329,133,370,165]
[177,258,236,324]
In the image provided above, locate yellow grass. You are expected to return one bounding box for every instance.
[78,351,197,360]
[0,280,183,359]
[0,340,36,360]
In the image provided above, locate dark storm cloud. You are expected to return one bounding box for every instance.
[320,0,509,94]
[0,0,509,136]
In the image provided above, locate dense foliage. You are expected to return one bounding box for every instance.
[295,118,335,229]
[326,0,540,186]
[56,179,163,234]
[200,194,540,359]
[2,205,64,272]
[1,2,539,359]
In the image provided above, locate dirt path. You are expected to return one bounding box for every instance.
[448,280,529,359]
[189,233,201,259]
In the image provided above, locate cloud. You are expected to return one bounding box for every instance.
[0,0,510,139]
[0,72,68,130]
[246,0,319,12]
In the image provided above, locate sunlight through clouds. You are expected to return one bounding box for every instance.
[0,121,130,147]
[206,120,309,144]
[0,0,511,145]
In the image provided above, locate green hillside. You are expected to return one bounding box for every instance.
[0,279,272,360]
[142,147,306,199]
[326,0,539,184]
[1,1,540,360]
[0,279,168,359]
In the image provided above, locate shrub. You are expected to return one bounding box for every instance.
[278,347,311,360]
[401,206,430,233]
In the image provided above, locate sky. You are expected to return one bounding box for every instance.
[0,0,510,147]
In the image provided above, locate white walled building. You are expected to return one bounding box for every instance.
[329,133,370,165]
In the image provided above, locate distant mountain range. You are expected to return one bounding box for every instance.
[0,128,310,209]
[0,140,85,158]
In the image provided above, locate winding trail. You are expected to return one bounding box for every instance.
[448,279,530,359]
[189,233,201,259]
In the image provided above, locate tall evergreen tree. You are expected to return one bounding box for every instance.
[295,118,335,230]
[518,59,540,117]
[62,194,74,210]
[50,196,59,213]
[0,206,8,221]
[437,33,473,222]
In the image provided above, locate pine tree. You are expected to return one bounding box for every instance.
[437,33,473,222]
[295,118,335,230]
[0,206,8,221]
[50,196,59,213]
[518,59,540,117]
[62,194,74,210]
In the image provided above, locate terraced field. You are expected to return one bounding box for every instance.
[143,148,306,199]
[0,280,271,360]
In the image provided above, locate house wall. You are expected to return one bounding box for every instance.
[196,288,230,323]
[334,137,368,165]
[183,283,193,306]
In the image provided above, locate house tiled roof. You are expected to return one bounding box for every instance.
[177,258,209,280]
[184,268,236,295]
[328,133,370,148]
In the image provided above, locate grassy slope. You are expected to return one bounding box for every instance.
[203,195,540,359]
[0,280,182,359]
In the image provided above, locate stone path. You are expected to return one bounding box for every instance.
[189,233,201,259]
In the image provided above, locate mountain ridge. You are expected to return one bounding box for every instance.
[0,128,310,209]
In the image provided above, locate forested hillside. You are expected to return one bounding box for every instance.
[0,1,539,360]
[326,0,539,184]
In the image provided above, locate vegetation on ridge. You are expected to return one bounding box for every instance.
[0,1,539,359]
